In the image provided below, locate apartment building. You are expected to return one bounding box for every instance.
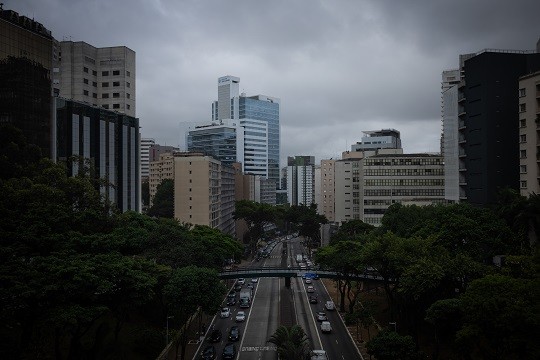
[518,71,540,196]
[173,153,235,236]
[287,156,315,206]
[320,160,336,222]
[148,152,175,203]
[55,41,136,117]
[334,158,363,223]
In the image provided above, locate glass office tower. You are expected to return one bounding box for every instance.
[187,125,238,166]
[239,95,280,187]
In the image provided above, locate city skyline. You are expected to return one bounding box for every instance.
[6,0,540,166]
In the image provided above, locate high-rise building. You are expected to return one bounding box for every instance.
[457,50,540,205]
[187,119,270,179]
[148,152,175,204]
[173,153,235,236]
[55,41,136,117]
[351,129,401,152]
[287,156,315,206]
[518,71,540,196]
[0,8,54,157]
[319,159,336,222]
[363,153,445,226]
[211,75,280,187]
[140,138,155,181]
[54,98,140,212]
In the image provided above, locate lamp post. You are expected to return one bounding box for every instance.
[166,315,174,345]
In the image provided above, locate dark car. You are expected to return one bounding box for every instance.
[226,297,237,306]
[222,343,237,359]
[208,329,222,343]
[234,284,242,291]
[227,291,235,298]
[228,326,240,341]
[309,295,318,304]
[200,345,216,359]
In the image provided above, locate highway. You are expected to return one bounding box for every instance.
[193,236,362,360]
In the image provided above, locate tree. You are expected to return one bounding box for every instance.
[141,180,150,212]
[269,325,310,360]
[234,200,275,250]
[164,266,226,360]
[366,330,417,360]
[147,179,174,218]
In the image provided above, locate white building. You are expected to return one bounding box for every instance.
[287,156,315,206]
[140,138,155,181]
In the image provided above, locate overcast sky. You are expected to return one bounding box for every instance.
[7,0,540,165]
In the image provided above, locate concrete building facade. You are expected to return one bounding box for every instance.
[173,153,235,236]
[54,97,140,212]
[518,71,540,196]
[148,152,175,203]
[140,138,155,181]
[55,41,136,117]
[320,160,336,222]
[287,156,315,206]
[351,129,401,152]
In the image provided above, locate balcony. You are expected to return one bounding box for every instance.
[458,120,466,130]
[458,93,466,103]
[458,136,467,144]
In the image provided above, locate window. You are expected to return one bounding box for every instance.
[83,78,89,84]
[92,70,97,76]
[83,90,89,96]
[113,92,120,98]
[520,134,526,143]
[126,104,130,110]
[126,93,130,99]
[102,104,109,109]
[126,70,131,77]
[520,150,526,158]
[83,67,88,73]
[92,93,97,98]
[126,82,131,88]
[113,81,120,87]
[519,88,526,97]
[92,81,97,87]
[102,71,109,76]
[521,181,527,188]
[113,70,120,76]
[102,82,109,87]
[53,67,59,73]
[520,119,526,128]
[519,103,526,112]
[113,104,120,109]
[102,93,109,99]
[520,165,527,173]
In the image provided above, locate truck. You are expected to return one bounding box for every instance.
[239,289,252,308]
[296,254,303,263]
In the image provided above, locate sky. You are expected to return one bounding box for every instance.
[6,0,540,166]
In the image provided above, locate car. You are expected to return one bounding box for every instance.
[307,286,315,293]
[227,291,235,299]
[226,297,237,306]
[247,282,254,289]
[310,350,329,360]
[200,345,216,359]
[309,295,318,304]
[220,307,230,318]
[237,278,245,285]
[235,310,246,322]
[251,278,259,283]
[325,301,335,311]
[221,343,237,359]
[305,278,312,284]
[208,329,222,343]
[234,284,242,291]
[228,326,240,341]
[320,321,332,333]
[316,311,327,322]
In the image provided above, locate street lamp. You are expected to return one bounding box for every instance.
[389,321,397,332]
[166,315,174,345]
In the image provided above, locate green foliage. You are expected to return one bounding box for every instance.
[366,330,417,360]
[331,219,375,244]
[269,325,310,360]
[147,178,174,218]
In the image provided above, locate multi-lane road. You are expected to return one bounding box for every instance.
[194,237,362,360]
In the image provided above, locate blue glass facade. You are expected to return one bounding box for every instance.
[187,126,238,166]
[239,96,280,187]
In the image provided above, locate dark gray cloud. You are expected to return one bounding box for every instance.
[6,0,539,165]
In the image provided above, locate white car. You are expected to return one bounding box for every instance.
[307,285,315,293]
[220,307,230,318]
[320,321,332,333]
[251,278,259,283]
[305,278,312,284]
[235,311,246,322]
[310,350,328,360]
[237,278,245,285]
